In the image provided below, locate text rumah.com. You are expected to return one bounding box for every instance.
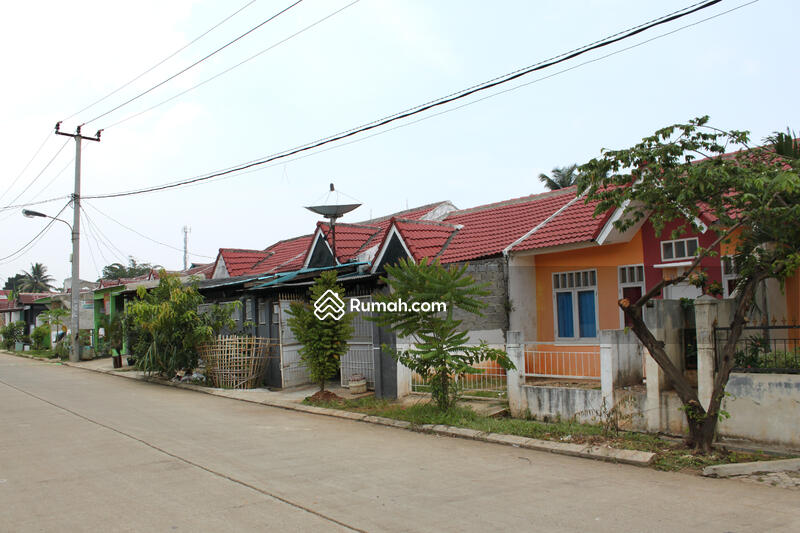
[349,298,447,313]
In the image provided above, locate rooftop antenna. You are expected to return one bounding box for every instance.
[304,183,361,264]
[182,225,191,270]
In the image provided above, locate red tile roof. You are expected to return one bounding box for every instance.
[244,235,315,275]
[183,263,213,279]
[18,292,54,304]
[437,189,577,263]
[512,193,614,252]
[393,218,460,260]
[215,249,273,277]
[316,222,381,262]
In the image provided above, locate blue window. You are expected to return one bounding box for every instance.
[554,270,598,339]
[578,291,596,338]
[556,292,574,338]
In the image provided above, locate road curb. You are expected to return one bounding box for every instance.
[51,357,655,466]
[702,458,800,478]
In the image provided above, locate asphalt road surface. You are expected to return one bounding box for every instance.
[1,353,798,532]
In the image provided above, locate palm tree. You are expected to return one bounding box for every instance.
[101,257,161,280]
[538,164,579,190]
[766,128,799,159]
[20,263,55,292]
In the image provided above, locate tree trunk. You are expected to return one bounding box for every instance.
[621,270,767,452]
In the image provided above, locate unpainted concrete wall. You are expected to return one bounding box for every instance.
[719,373,800,448]
[452,258,508,337]
[524,385,602,424]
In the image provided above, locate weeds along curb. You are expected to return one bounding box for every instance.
[50,356,655,467]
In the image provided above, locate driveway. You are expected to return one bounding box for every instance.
[1,353,798,532]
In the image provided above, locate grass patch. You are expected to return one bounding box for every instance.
[305,396,788,472]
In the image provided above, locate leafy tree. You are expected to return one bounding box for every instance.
[287,271,354,392]
[3,273,25,292]
[102,257,161,280]
[368,259,514,410]
[578,116,800,452]
[126,271,212,377]
[538,164,579,190]
[20,263,55,292]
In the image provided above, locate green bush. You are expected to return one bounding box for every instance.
[31,325,51,351]
[1,321,25,350]
[126,271,214,377]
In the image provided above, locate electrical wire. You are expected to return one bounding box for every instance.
[80,206,129,262]
[79,207,103,278]
[83,200,215,259]
[101,0,361,131]
[0,201,71,265]
[81,0,304,126]
[2,139,70,208]
[83,0,730,201]
[0,131,53,204]
[64,0,259,122]
[0,195,73,214]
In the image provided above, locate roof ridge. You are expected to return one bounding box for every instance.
[394,217,460,229]
[318,221,381,230]
[446,188,575,217]
[354,200,451,225]
[263,233,314,251]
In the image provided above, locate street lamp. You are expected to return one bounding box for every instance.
[22,208,80,362]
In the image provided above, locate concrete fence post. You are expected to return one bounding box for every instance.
[505,330,527,417]
[694,295,734,409]
[600,330,615,407]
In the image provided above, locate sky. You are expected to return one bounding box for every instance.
[1,0,798,287]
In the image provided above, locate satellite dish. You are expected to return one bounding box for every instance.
[304,184,361,264]
[304,183,361,221]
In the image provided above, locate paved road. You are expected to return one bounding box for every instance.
[1,353,798,532]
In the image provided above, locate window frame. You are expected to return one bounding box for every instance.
[617,264,646,328]
[552,269,599,342]
[721,256,739,298]
[660,237,699,262]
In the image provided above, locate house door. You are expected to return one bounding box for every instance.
[340,297,375,389]
[621,286,642,328]
[278,299,310,388]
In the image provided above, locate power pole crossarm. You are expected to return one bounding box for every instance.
[55,123,101,362]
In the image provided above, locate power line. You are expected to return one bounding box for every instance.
[64,0,259,122]
[2,139,70,208]
[81,0,304,126]
[81,206,129,262]
[79,207,103,278]
[0,201,71,265]
[0,131,53,204]
[101,0,361,131]
[83,200,215,259]
[0,195,73,214]
[84,0,729,201]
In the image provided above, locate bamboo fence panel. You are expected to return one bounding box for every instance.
[200,335,275,389]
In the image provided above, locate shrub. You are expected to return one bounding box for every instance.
[31,325,51,351]
[1,321,25,350]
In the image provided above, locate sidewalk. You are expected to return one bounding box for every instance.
[61,356,370,404]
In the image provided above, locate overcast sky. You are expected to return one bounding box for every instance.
[1,0,797,287]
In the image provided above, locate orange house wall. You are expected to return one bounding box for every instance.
[534,231,644,343]
[787,273,800,324]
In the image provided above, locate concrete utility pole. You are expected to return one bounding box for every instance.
[183,225,190,271]
[55,122,101,363]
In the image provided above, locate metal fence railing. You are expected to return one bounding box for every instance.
[410,361,507,398]
[715,325,800,374]
[522,343,601,380]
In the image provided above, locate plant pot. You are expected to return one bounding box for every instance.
[14,342,23,351]
[112,354,123,369]
[127,356,137,367]
[348,374,367,394]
